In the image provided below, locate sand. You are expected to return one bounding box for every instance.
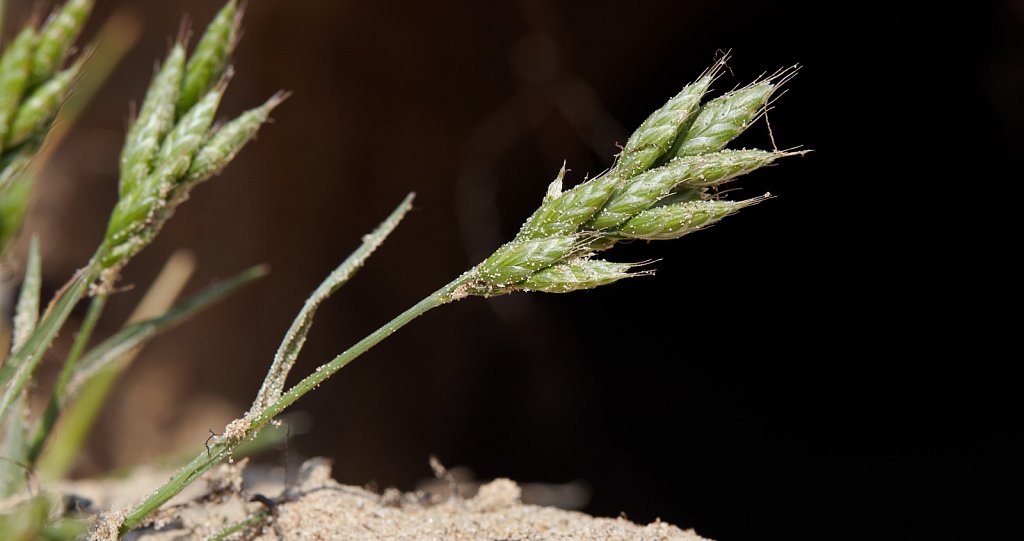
[67,458,710,541]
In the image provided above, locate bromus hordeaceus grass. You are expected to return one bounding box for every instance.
[1,2,284,538]
[108,54,804,538]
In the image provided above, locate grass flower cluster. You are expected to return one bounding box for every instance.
[0,1,800,538]
[0,2,282,538]
[467,57,796,296]
[0,0,91,252]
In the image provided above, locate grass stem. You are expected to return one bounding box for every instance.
[27,294,106,464]
[119,276,465,533]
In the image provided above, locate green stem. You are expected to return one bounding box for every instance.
[119,276,468,534]
[204,509,271,541]
[28,294,107,463]
[253,277,464,425]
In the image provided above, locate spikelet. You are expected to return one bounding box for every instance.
[178,0,239,116]
[463,59,800,295]
[98,3,283,281]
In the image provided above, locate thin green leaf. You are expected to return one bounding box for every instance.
[249,193,416,415]
[65,264,268,401]
[0,263,94,425]
[10,235,40,353]
[0,398,29,497]
[205,510,271,541]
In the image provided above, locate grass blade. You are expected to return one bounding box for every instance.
[69,264,267,407]
[36,263,265,480]
[249,193,415,415]
[0,398,29,497]
[0,263,95,426]
[10,235,40,353]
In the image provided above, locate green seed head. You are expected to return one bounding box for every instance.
[668,149,789,188]
[152,80,227,190]
[515,173,621,241]
[5,58,83,148]
[120,44,186,197]
[616,196,768,241]
[0,28,37,151]
[520,259,645,293]
[672,81,775,159]
[477,235,580,287]
[589,150,773,231]
[588,149,789,231]
[101,83,226,272]
[467,61,797,298]
[613,59,722,178]
[184,92,287,186]
[178,0,240,117]
[29,0,94,87]
[103,88,284,276]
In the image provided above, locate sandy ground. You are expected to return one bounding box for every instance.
[65,458,711,541]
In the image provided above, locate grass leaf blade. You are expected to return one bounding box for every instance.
[249,193,415,415]
[65,264,268,400]
[0,263,94,425]
[10,235,40,353]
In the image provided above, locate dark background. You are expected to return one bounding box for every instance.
[6,0,1021,539]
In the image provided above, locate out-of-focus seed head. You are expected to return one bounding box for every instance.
[5,57,83,148]
[29,0,94,87]
[178,0,240,117]
[102,84,225,272]
[183,91,287,186]
[119,44,186,197]
[103,81,285,280]
[152,81,226,188]
[0,28,37,152]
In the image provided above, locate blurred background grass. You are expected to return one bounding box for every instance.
[3,1,1021,539]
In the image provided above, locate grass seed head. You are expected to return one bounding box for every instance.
[152,80,226,187]
[102,81,283,276]
[616,196,768,240]
[613,59,722,178]
[0,28,37,152]
[520,259,645,293]
[100,82,227,271]
[119,44,186,197]
[184,91,286,186]
[672,81,776,158]
[477,235,580,287]
[515,173,621,241]
[28,0,93,88]
[178,0,239,117]
[5,58,83,148]
[464,60,797,297]
[589,149,790,230]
